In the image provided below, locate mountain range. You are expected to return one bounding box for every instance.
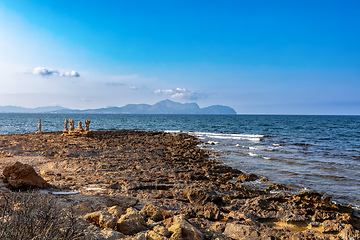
[0,100,237,114]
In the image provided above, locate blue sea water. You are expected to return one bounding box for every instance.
[0,113,359,209]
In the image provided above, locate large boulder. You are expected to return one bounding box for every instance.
[3,162,48,189]
[116,208,148,235]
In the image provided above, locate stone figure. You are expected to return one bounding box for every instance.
[36,119,43,134]
[38,119,42,132]
[64,119,69,131]
[76,121,84,132]
[69,119,75,131]
[84,120,91,132]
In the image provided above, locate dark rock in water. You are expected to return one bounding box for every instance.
[237,173,259,182]
[3,162,48,189]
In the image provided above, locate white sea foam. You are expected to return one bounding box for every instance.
[262,156,271,160]
[249,146,260,150]
[248,152,258,157]
[192,132,264,142]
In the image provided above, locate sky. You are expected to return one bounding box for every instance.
[0,0,359,114]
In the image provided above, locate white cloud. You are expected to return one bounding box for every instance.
[33,67,58,76]
[129,86,137,90]
[33,67,80,78]
[154,87,200,100]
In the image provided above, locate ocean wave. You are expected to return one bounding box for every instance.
[192,132,265,142]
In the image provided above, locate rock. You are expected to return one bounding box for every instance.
[141,203,169,221]
[153,225,171,238]
[338,224,360,240]
[84,211,118,229]
[185,188,211,206]
[85,226,126,240]
[168,215,203,240]
[237,173,259,182]
[223,223,268,240]
[148,230,168,240]
[200,202,221,220]
[322,219,345,233]
[3,162,48,189]
[117,207,148,235]
[72,202,94,215]
[108,205,124,218]
[104,195,139,209]
[185,202,222,220]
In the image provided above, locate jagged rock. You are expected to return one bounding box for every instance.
[3,162,48,189]
[85,226,126,240]
[338,224,360,240]
[117,207,148,235]
[104,195,139,209]
[322,219,345,233]
[185,188,211,206]
[72,202,94,215]
[84,211,118,229]
[185,202,221,220]
[108,205,124,218]
[153,225,170,238]
[141,203,169,221]
[223,223,269,240]
[148,230,168,240]
[237,173,259,182]
[168,215,203,240]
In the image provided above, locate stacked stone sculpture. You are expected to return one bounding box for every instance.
[36,119,43,134]
[63,119,91,136]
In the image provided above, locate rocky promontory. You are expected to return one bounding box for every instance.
[0,130,359,239]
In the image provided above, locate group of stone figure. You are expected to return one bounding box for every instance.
[36,119,91,134]
[64,119,91,133]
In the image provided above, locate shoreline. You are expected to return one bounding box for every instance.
[0,130,359,239]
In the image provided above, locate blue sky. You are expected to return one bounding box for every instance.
[0,1,359,114]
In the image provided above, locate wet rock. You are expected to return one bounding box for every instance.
[237,173,259,182]
[3,162,48,189]
[117,207,148,235]
[84,211,118,229]
[168,215,203,240]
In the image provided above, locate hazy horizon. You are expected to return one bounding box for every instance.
[1,1,359,115]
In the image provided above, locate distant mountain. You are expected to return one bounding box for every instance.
[0,105,67,113]
[0,100,237,114]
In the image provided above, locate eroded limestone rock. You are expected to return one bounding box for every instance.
[3,162,48,189]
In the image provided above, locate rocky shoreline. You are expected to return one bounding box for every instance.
[0,130,359,239]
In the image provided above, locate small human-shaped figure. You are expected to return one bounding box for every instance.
[84,120,91,132]
[69,119,75,131]
[36,119,43,134]
[64,119,69,132]
[76,121,84,132]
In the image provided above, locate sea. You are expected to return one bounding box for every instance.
[0,113,359,211]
